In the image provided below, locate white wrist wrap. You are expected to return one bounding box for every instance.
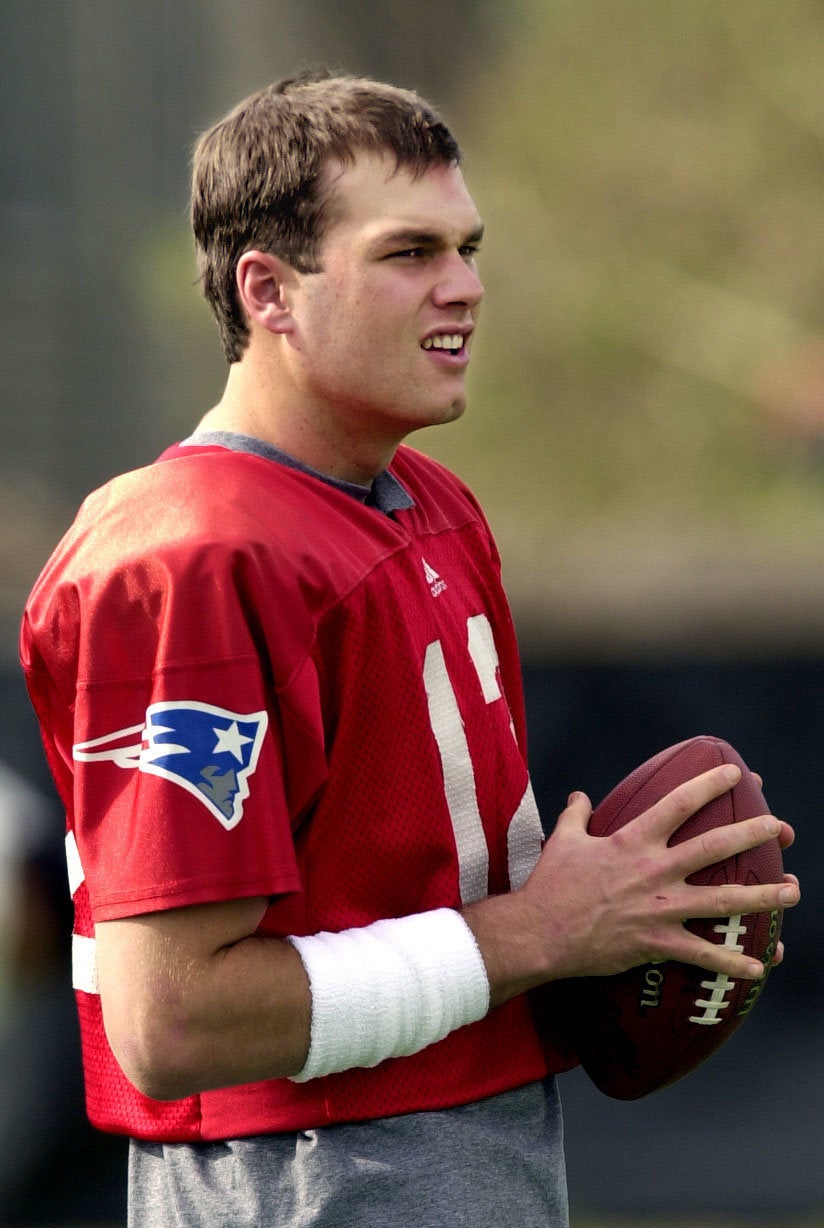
[287,908,490,1082]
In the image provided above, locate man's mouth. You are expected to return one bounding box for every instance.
[421,334,466,356]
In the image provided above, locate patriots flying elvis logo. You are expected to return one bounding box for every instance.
[72,701,268,830]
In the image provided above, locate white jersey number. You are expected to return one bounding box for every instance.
[423,614,543,904]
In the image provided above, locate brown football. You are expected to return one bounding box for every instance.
[550,736,784,1100]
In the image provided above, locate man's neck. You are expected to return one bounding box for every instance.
[201,359,402,486]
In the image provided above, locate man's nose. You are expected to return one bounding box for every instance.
[431,252,484,311]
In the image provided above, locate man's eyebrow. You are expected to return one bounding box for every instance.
[372,223,485,250]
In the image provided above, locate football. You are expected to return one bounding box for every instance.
[548,735,784,1100]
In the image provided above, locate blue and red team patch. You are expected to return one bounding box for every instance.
[72,701,268,830]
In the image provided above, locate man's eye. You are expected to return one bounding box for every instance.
[460,244,481,259]
[389,248,426,260]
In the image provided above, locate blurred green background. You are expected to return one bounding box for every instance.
[2,1,823,1224]
[4,0,824,660]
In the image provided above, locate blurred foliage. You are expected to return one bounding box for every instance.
[413,0,824,608]
[6,0,824,653]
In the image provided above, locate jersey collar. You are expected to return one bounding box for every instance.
[180,430,414,516]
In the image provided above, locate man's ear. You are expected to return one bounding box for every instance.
[235,250,297,335]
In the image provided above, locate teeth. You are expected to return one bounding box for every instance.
[422,334,464,351]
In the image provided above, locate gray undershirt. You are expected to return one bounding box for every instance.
[179,430,415,515]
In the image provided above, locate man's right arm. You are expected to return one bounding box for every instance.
[95,897,313,1100]
[96,762,799,1101]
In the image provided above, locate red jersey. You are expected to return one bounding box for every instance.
[21,442,575,1142]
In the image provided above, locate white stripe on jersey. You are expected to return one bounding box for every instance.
[72,932,98,994]
[65,830,85,897]
[507,782,544,891]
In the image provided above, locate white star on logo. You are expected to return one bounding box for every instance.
[212,721,253,762]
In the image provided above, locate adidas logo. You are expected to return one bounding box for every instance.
[422,558,447,597]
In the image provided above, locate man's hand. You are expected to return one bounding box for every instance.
[464,764,800,1008]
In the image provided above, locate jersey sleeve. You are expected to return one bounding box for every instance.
[24,518,322,924]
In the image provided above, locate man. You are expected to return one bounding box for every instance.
[21,73,798,1227]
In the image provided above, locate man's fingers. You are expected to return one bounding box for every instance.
[778,820,796,850]
[629,764,742,843]
[681,875,799,922]
[670,929,771,981]
[552,790,592,834]
[674,812,784,879]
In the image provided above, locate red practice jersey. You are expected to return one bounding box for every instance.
[21,442,576,1141]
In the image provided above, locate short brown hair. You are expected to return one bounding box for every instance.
[191,71,462,363]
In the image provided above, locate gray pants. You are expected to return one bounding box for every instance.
[129,1077,568,1227]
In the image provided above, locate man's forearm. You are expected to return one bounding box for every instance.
[96,899,312,1101]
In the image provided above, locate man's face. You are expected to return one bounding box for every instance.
[285,153,485,443]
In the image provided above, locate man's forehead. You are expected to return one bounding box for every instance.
[320,151,482,237]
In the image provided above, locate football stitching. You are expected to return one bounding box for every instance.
[688,914,747,1025]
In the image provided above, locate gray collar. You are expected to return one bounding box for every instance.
[181,430,414,516]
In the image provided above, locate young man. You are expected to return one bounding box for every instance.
[21,73,798,1227]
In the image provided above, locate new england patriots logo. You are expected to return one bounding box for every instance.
[72,701,269,830]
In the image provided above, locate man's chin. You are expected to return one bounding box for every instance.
[392,394,468,439]
[432,395,468,425]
